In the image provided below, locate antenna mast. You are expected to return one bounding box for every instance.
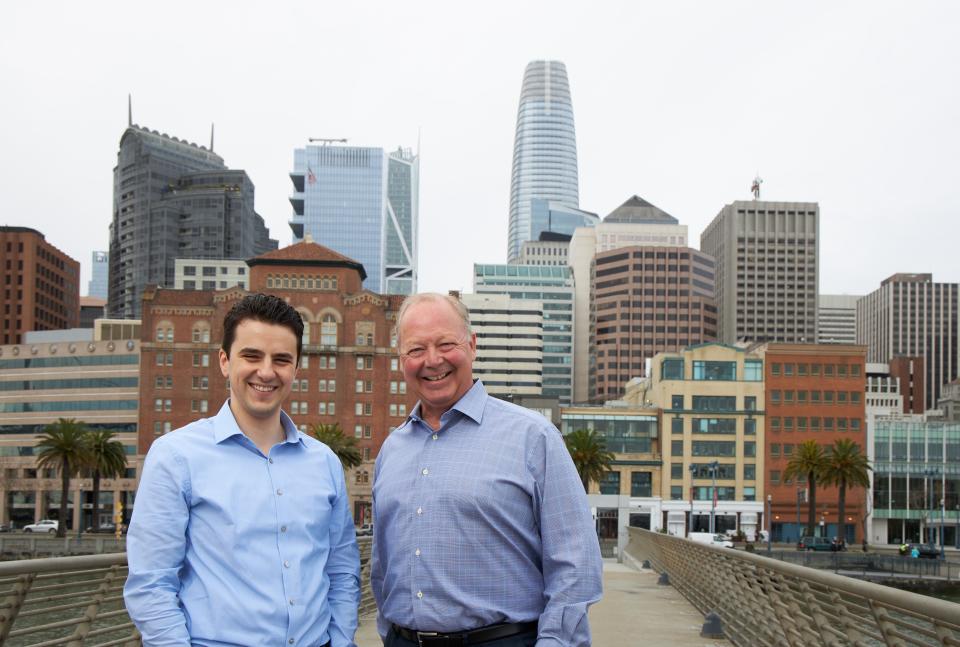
[308,138,348,146]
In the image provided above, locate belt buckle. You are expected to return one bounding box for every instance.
[416,631,440,647]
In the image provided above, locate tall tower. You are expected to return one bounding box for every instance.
[508,60,580,263]
[288,144,419,295]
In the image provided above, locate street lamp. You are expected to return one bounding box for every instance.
[796,487,803,542]
[766,494,772,554]
[708,460,719,534]
[688,463,697,537]
[940,497,946,560]
[923,467,939,545]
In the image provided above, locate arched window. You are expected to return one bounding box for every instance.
[192,321,211,344]
[156,321,174,343]
[321,314,338,346]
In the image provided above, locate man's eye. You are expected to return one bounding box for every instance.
[438,343,456,352]
[406,348,425,358]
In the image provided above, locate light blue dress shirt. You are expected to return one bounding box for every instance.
[124,401,360,647]
[370,381,602,646]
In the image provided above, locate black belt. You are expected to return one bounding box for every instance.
[393,621,537,646]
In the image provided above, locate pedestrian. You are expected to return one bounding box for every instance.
[124,294,360,646]
[371,293,603,646]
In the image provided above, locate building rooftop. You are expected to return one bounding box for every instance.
[603,196,678,225]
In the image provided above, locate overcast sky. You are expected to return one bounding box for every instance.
[3,2,958,299]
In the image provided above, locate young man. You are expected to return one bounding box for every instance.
[125,294,360,647]
[370,293,602,647]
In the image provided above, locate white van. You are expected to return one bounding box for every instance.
[688,532,734,548]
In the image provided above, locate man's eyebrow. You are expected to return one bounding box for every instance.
[237,347,264,355]
[272,352,295,361]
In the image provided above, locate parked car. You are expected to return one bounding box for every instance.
[906,542,940,559]
[798,536,834,551]
[0,522,13,533]
[688,532,734,548]
[23,519,59,534]
[355,523,373,537]
[85,522,127,534]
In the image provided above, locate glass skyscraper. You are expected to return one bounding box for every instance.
[289,145,418,295]
[508,60,580,263]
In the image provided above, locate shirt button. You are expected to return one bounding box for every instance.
[288,640,294,645]
[281,525,287,533]
[284,560,290,568]
[276,489,283,496]
[416,507,422,515]
[421,468,429,475]
[269,458,274,464]
[289,598,295,605]
[417,591,423,599]
[432,434,438,440]
[415,548,421,556]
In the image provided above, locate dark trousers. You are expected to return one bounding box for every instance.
[384,626,537,647]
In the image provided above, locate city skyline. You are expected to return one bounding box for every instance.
[3,2,959,298]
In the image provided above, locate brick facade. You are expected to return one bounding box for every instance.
[137,241,416,523]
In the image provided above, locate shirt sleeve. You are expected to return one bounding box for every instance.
[533,427,603,647]
[123,441,192,646]
[324,455,361,647]
[369,455,390,641]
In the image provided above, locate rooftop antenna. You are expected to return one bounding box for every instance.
[308,137,348,146]
[210,123,215,152]
[751,173,763,200]
[128,94,132,127]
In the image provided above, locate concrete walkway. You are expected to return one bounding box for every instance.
[355,559,729,646]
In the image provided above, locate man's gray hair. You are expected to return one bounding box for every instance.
[395,292,472,346]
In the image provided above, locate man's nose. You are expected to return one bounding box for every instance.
[423,345,444,365]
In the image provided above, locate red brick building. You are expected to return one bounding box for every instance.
[138,241,416,523]
[888,356,925,414]
[1,226,80,344]
[762,343,867,543]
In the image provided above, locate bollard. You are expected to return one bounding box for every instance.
[700,611,724,638]
[657,571,670,586]
[642,559,651,569]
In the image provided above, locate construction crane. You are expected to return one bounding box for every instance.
[308,137,348,145]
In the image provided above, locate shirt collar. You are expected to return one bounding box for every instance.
[213,400,303,446]
[407,379,487,427]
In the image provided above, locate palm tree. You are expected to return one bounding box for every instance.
[564,429,615,493]
[85,430,128,531]
[820,438,871,546]
[783,440,827,537]
[36,419,90,537]
[309,423,363,469]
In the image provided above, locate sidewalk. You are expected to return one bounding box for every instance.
[355,559,729,646]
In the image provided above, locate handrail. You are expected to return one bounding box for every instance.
[0,539,376,646]
[626,527,960,647]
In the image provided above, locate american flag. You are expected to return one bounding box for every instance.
[307,165,316,185]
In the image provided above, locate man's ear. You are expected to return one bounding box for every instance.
[219,348,230,379]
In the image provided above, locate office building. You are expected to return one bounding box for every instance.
[88,251,109,299]
[0,328,140,529]
[288,145,419,295]
[938,380,960,422]
[109,123,277,319]
[591,246,717,401]
[508,61,580,263]
[560,404,661,556]
[818,294,859,344]
[625,343,766,540]
[569,195,689,402]
[473,263,574,404]
[857,273,958,411]
[460,293,544,398]
[529,199,597,243]
[138,241,415,524]
[1,227,80,344]
[519,232,573,267]
[760,343,867,543]
[79,297,106,329]
[871,414,959,548]
[174,258,249,291]
[700,200,819,345]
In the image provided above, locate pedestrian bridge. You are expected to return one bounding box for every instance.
[1,531,959,646]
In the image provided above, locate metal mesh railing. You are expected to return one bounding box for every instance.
[0,538,376,645]
[626,527,960,647]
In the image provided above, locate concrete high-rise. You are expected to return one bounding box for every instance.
[569,195,690,402]
[1,227,80,344]
[508,61,580,263]
[288,145,419,295]
[474,263,575,404]
[109,123,277,319]
[700,200,819,345]
[857,273,958,410]
[818,294,859,344]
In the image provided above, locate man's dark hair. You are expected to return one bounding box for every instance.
[222,294,304,361]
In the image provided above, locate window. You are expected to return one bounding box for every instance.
[743,487,756,502]
[320,314,338,346]
[743,359,763,381]
[770,470,781,485]
[671,440,683,455]
[744,396,756,411]
[744,464,755,480]
[744,419,756,435]
[356,356,373,370]
[599,472,620,494]
[771,443,780,457]
[784,417,794,431]
[318,402,327,415]
[770,390,781,404]
[771,363,781,376]
[192,352,209,367]
[693,361,736,381]
[744,441,756,457]
[671,417,684,435]
[671,463,683,479]
[671,394,684,409]
[692,396,736,412]
[391,358,399,372]
[631,472,652,497]
[783,443,793,456]
[784,363,794,376]
[662,358,684,380]
[670,486,683,500]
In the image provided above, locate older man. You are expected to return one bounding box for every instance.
[371,293,602,647]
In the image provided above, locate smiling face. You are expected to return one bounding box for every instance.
[398,298,477,427]
[219,318,298,432]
